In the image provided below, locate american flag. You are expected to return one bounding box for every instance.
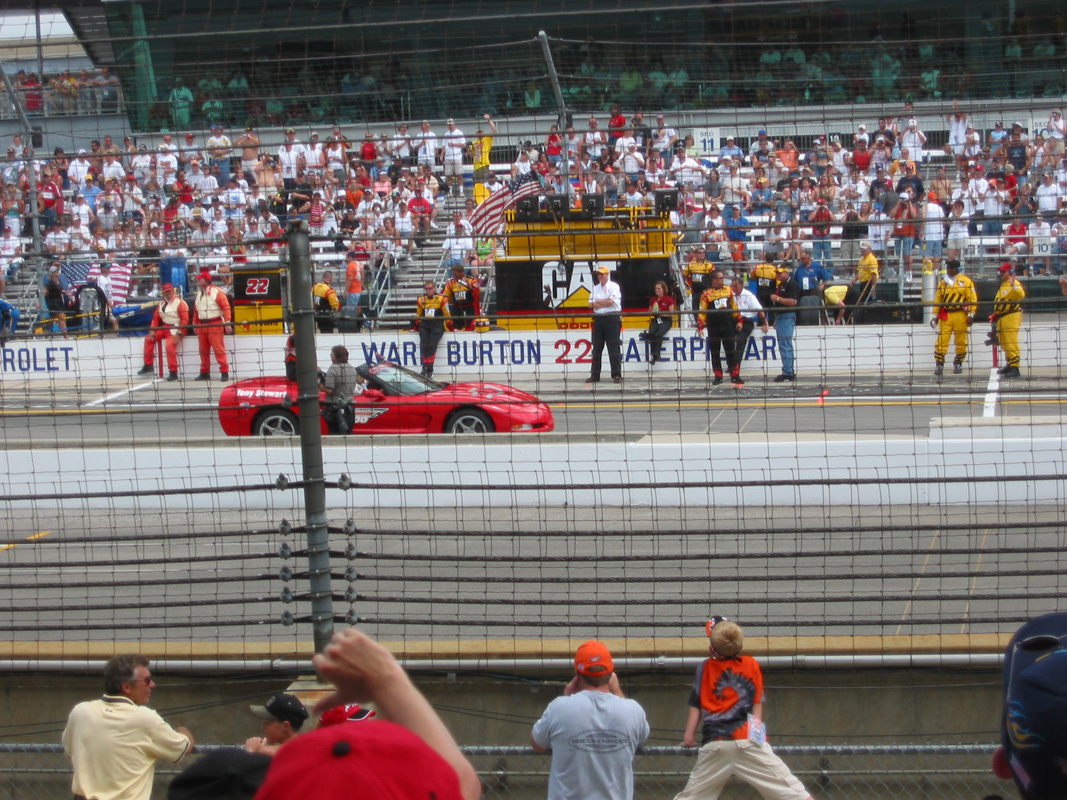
[62,260,133,304]
[467,171,542,237]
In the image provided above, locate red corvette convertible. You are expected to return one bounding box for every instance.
[218,362,555,436]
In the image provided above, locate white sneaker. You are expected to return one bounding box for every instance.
[430,222,440,230]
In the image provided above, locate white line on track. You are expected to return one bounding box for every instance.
[983,370,1001,417]
[84,380,159,407]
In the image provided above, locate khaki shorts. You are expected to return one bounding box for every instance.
[673,739,810,800]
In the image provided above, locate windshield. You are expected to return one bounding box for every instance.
[357,363,445,397]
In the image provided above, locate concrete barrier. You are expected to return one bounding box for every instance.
[2,320,1063,382]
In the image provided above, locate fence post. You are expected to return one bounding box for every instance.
[287,219,334,653]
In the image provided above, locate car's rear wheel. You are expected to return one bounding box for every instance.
[445,408,494,434]
[253,409,299,436]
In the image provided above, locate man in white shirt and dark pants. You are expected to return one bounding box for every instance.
[587,264,623,383]
[731,276,768,370]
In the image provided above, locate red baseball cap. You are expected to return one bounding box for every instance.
[575,640,614,676]
[161,282,174,291]
[998,263,1014,272]
[253,720,463,800]
[317,703,376,727]
[197,271,213,282]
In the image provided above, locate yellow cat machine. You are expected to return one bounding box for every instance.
[494,190,680,331]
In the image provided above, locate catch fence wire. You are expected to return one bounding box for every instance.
[1,9,1067,800]
[0,0,1066,698]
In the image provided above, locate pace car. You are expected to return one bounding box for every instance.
[218,362,555,436]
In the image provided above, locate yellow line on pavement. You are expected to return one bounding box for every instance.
[0,530,51,552]
[0,408,118,416]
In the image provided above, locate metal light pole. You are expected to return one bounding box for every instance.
[286,219,334,653]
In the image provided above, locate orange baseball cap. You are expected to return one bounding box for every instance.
[575,640,614,676]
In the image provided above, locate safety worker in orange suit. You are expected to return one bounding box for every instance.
[192,270,232,382]
[990,263,1026,379]
[931,259,977,377]
[138,283,189,382]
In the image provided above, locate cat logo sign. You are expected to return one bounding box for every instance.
[542,260,616,310]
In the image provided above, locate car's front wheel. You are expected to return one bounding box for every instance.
[445,408,494,434]
[253,409,300,436]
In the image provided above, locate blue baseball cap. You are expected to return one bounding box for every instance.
[994,613,1067,800]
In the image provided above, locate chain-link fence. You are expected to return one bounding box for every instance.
[0,743,1008,800]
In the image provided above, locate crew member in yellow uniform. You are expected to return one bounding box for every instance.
[312,270,341,334]
[844,239,878,322]
[931,259,977,376]
[697,270,743,385]
[748,253,778,311]
[443,264,481,331]
[683,246,715,313]
[991,263,1025,379]
[415,280,450,378]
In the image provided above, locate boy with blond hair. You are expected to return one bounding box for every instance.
[673,618,813,800]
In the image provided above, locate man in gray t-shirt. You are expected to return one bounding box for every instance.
[531,641,649,800]
[320,345,358,434]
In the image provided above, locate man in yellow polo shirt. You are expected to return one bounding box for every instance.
[845,239,879,322]
[63,654,193,800]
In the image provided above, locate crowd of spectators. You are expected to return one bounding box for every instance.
[506,105,1067,276]
[3,67,123,118]
[0,123,470,303]
[5,17,1067,132]
[2,100,1067,331]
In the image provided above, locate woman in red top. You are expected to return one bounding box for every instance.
[1004,212,1030,260]
[36,165,64,227]
[359,133,378,171]
[350,163,372,190]
[646,280,676,364]
[544,125,563,165]
[534,152,552,179]
[307,192,326,235]
[162,195,181,232]
[171,170,194,206]
[21,73,43,114]
[852,140,872,173]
